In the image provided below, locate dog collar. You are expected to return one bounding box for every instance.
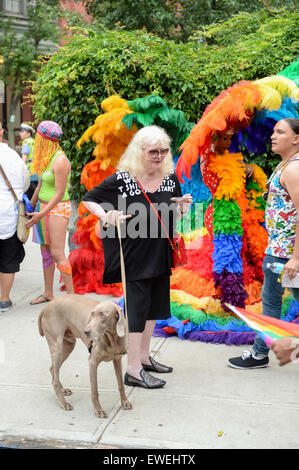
[88,340,93,354]
[87,340,127,357]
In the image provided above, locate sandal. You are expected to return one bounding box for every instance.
[124,369,166,389]
[29,295,52,305]
[142,356,173,373]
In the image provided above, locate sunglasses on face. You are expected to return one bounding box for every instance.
[145,148,169,158]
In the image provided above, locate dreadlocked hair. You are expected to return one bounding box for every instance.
[30,133,62,176]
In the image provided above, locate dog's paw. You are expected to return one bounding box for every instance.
[95,408,108,418]
[63,388,73,396]
[121,399,133,410]
[62,402,73,411]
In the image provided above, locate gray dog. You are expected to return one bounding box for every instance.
[38,294,132,418]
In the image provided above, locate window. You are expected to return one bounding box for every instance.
[1,0,25,15]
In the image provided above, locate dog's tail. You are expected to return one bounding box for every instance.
[37,309,45,337]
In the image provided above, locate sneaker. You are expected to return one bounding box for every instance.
[0,300,13,312]
[227,350,269,369]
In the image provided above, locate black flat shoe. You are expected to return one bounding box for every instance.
[142,356,173,373]
[124,369,166,389]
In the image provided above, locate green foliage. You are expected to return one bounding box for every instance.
[191,8,299,92]
[80,0,298,42]
[33,8,299,200]
[33,28,202,199]
[0,0,61,119]
[244,150,280,177]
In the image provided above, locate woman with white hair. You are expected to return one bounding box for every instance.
[83,125,192,389]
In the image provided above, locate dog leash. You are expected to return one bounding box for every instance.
[116,212,128,327]
[88,212,129,357]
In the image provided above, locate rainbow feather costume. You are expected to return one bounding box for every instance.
[70,71,299,345]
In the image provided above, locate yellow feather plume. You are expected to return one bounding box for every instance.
[76,124,97,148]
[251,164,267,190]
[101,95,130,113]
[256,84,282,111]
[255,75,299,108]
[76,95,137,168]
[170,290,224,314]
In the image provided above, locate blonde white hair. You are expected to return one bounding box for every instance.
[117,125,174,178]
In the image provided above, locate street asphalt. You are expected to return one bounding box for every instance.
[0,237,298,449]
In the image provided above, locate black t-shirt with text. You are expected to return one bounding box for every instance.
[83,169,182,283]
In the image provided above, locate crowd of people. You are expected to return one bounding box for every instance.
[0,117,299,387]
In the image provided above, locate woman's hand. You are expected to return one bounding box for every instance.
[283,256,299,280]
[102,210,132,227]
[245,164,254,178]
[171,194,193,216]
[270,337,299,366]
[25,211,43,229]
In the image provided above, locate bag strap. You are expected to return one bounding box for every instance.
[0,162,19,202]
[136,180,173,248]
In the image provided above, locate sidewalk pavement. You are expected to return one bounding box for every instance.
[0,238,299,450]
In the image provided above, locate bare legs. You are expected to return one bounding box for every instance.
[31,215,74,304]
[39,248,55,300]
[140,320,156,365]
[0,272,15,302]
[48,215,74,294]
[127,320,156,379]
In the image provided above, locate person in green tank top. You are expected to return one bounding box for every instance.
[25,121,74,304]
[38,151,71,202]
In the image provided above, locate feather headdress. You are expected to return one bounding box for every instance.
[76,95,137,170]
[177,75,299,182]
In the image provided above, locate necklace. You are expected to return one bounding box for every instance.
[274,152,299,174]
[264,153,299,200]
[137,174,164,193]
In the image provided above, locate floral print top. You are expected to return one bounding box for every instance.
[265,157,299,258]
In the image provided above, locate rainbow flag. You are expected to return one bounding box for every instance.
[226,304,299,348]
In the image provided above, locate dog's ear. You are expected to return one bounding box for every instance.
[116,305,126,338]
